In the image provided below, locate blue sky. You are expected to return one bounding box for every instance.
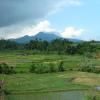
[46,0,100,40]
[0,0,100,40]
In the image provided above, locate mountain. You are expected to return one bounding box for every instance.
[10,32,82,43]
[12,35,33,43]
[11,32,60,43]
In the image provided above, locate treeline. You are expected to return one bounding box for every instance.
[0,39,100,55]
[0,40,19,50]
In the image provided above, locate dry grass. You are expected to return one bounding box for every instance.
[73,77,100,86]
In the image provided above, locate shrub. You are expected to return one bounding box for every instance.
[58,61,65,72]
[30,63,36,73]
[34,64,48,74]
[30,63,50,74]
[0,63,15,74]
[79,61,100,74]
[49,63,57,73]
[30,62,66,74]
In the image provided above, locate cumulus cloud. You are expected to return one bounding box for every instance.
[0,0,83,39]
[0,21,85,39]
[60,27,85,38]
[1,20,55,39]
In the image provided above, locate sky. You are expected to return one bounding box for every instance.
[0,0,100,40]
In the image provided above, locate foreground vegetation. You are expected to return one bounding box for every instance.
[0,51,100,74]
[0,71,100,93]
[0,52,99,98]
[0,39,100,99]
[0,71,100,100]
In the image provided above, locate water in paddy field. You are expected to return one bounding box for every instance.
[3,91,85,100]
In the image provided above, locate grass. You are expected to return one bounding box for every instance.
[0,51,83,73]
[0,71,100,93]
[0,50,100,99]
[85,90,100,100]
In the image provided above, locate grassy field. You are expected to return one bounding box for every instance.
[0,51,100,100]
[0,71,100,93]
[0,51,82,73]
[0,50,100,73]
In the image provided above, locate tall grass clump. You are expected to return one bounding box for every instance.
[30,62,65,74]
[78,60,100,74]
[0,63,15,74]
[58,61,65,72]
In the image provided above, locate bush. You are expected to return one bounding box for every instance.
[79,61,100,74]
[87,95,100,100]
[30,63,36,73]
[29,62,65,74]
[0,63,15,74]
[49,63,58,73]
[58,61,65,72]
[30,63,50,74]
[34,64,46,74]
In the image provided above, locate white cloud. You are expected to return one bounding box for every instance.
[60,26,85,38]
[1,21,86,39]
[57,0,82,6]
[0,0,83,39]
[68,0,83,6]
[49,0,83,15]
[5,20,55,39]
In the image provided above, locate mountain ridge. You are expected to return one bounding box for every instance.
[10,32,82,43]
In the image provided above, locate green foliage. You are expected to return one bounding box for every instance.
[30,62,65,74]
[0,39,100,55]
[0,63,15,74]
[87,95,100,100]
[58,61,65,72]
[49,63,57,73]
[34,64,49,74]
[24,40,100,55]
[30,63,36,73]
[66,45,78,55]
[79,61,100,74]
[0,40,19,50]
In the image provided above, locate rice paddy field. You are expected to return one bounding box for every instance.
[0,51,100,100]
